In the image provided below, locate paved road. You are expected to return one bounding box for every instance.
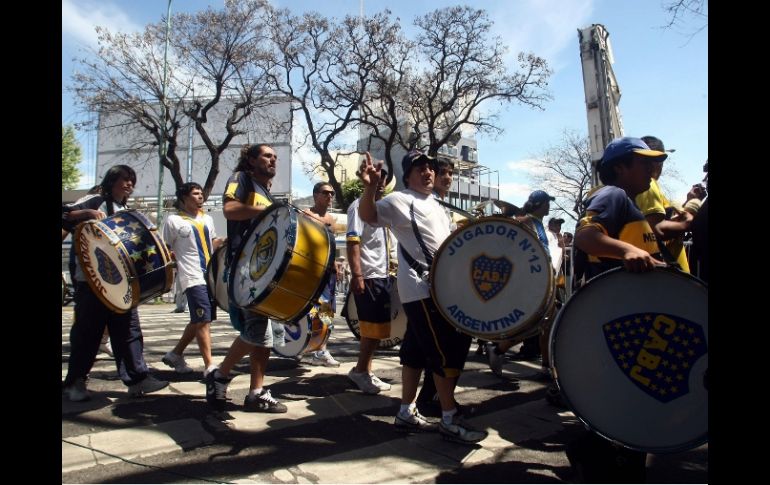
[62,301,707,483]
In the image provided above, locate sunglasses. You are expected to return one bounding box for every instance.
[316,190,335,196]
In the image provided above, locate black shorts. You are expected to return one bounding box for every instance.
[399,297,472,378]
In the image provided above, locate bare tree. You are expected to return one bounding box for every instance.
[407,6,552,156]
[530,131,593,222]
[662,0,708,37]
[70,0,278,200]
[173,0,278,198]
[263,10,366,209]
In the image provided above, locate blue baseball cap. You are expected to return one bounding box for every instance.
[527,190,555,205]
[600,137,668,168]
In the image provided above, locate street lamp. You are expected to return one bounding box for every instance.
[156,0,172,227]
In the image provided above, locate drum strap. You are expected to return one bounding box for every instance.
[655,239,682,270]
[397,201,434,279]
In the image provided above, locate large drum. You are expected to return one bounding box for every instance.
[431,217,554,341]
[229,204,335,323]
[342,280,407,349]
[74,209,174,313]
[549,267,708,453]
[206,245,229,312]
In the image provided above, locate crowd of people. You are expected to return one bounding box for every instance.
[63,135,707,479]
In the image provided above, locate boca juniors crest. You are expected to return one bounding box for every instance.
[603,312,707,403]
[471,254,512,301]
[249,228,278,281]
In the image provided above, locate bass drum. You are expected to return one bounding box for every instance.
[74,209,174,313]
[430,216,554,342]
[229,203,335,323]
[272,311,332,357]
[205,245,229,312]
[549,267,708,453]
[342,280,406,349]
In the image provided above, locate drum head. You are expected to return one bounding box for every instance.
[206,246,229,312]
[431,217,553,341]
[550,267,708,453]
[74,221,137,313]
[229,204,293,309]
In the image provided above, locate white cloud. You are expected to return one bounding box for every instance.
[506,157,549,177]
[62,0,142,47]
[489,0,595,71]
[498,181,532,203]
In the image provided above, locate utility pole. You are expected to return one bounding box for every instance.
[156,0,172,227]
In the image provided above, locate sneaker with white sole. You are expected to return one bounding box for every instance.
[348,369,381,394]
[162,351,194,373]
[439,414,488,444]
[63,377,90,402]
[243,389,288,413]
[311,350,340,367]
[369,373,391,391]
[395,409,438,432]
[128,375,169,397]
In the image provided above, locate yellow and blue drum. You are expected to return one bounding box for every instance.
[74,209,174,313]
[206,245,229,312]
[228,204,335,323]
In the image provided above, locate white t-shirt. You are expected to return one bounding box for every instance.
[547,229,563,273]
[162,211,217,292]
[346,198,396,279]
[371,189,451,303]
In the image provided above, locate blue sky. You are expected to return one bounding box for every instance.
[62,0,707,211]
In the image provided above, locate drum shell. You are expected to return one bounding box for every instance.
[549,267,708,453]
[206,245,229,312]
[74,210,173,313]
[430,216,555,341]
[229,204,335,323]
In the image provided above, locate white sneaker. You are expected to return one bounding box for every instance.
[369,373,392,391]
[348,369,381,394]
[162,351,194,374]
[99,338,114,357]
[395,409,438,432]
[311,350,340,367]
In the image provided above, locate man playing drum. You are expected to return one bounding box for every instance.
[62,165,168,401]
[346,167,396,394]
[567,136,666,481]
[358,151,488,445]
[205,144,287,413]
[161,182,224,378]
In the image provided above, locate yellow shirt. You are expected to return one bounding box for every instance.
[635,179,690,273]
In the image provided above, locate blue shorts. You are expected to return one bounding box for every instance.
[228,303,273,348]
[185,285,216,324]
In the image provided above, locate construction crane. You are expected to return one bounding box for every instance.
[578,24,624,188]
